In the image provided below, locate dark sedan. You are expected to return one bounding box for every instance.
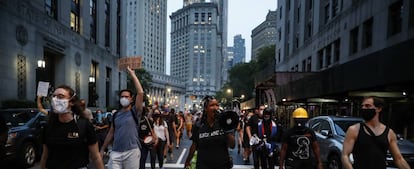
[1,108,47,168]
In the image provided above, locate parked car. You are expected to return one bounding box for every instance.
[0,108,47,168]
[307,115,414,169]
[307,116,362,169]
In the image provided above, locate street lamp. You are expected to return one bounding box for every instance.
[227,88,233,109]
[37,59,46,68]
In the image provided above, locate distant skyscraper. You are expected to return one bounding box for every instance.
[227,46,234,68]
[232,34,246,65]
[170,1,227,107]
[124,0,167,74]
[251,10,277,60]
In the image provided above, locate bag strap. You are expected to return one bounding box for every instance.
[74,114,87,143]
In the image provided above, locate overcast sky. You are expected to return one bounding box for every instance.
[166,0,278,74]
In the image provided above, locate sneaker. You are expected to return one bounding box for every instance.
[170,153,174,160]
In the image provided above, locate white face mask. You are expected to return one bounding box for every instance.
[120,97,130,107]
[51,97,70,114]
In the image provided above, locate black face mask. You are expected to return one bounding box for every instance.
[294,119,307,127]
[359,109,376,121]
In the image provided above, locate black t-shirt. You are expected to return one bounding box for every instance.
[192,120,230,169]
[247,114,260,136]
[281,126,317,161]
[139,116,154,139]
[43,117,97,168]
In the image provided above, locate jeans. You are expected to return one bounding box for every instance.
[108,148,141,169]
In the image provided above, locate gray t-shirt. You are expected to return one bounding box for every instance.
[112,110,140,152]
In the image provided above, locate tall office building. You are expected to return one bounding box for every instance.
[272,0,414,137]
[251,10,277,60]
[0,0,123,108]
[170,1,227,108]
[232,34,246,65]
[124,0,167,74]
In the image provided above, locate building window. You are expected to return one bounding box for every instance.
[362,17,373,49]
[326,45,331,67]
[295,36,299,48]
[278,49,281,63]
[90,0,97,43]
[195,13,199,23]
[70,0,80,33]
[332,0,339,18]
[388,0,403,36]
[89,61,98,107]
[308,0,313,10]
[45,0,57,19]
[279,7,282,19]
[297,6,301,23]
[302,59,306,72]
[334,39,340,62]
[318,50,323,70]
[105,0,110,47]
[307,22,312,38]
[350,27,359,54]
[324,3,330,24]
[307,56,312,72]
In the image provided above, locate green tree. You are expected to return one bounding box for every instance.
[221,45,275,101]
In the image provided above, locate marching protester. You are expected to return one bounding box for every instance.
[246,105,265,169]
[342,96,411,169]
[279,107,323,169]
[99,66,144,169]
[184,96,235,169]
[39,85,104,169]
[151,108,169,169]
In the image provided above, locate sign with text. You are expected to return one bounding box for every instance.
[118,56,142,70]
[37,81,50,97]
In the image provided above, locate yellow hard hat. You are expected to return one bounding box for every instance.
[292,107,308,119]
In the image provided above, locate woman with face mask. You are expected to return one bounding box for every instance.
[184,96,236,169]
[150,108,169,169]
[39,85,104,169]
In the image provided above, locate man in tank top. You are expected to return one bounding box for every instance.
[342,96,411,169]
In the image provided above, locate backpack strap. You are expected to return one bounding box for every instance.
[74,114,88,143]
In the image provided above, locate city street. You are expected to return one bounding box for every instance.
[27,133,260,169]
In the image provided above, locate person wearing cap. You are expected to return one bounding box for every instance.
[279,107,322,169]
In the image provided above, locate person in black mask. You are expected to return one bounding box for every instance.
[342,96,410,169]
[255,108,279,169]
[279,107,322,169]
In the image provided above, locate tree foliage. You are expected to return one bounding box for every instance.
[127,68,153,105]
[219,45,275,102]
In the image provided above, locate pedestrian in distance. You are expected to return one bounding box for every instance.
[184,110,193,139]
[80,99,94,122]
[184,95,235,169]
[39,85,104,169]
[342,96,411,169]
[151,108,169,169]
[99,66,144,169]
[163,107,176,160]
[175,110,184,148]
[279,107,323,169]
[94,109,110,151]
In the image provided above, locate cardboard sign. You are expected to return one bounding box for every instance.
[37,81,49,97]
[118,57,142,70]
